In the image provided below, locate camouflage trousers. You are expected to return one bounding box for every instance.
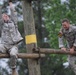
[0,43,18,69]
[68,55,76,74]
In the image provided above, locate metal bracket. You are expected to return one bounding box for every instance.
[32,47,41,64]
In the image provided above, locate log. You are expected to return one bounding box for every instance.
[40,48,76,55]
[0,53,45,59]
[0,48,75,59]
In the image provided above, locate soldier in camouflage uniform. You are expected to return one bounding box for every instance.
[0,2,23,69]
[58,19,76,74]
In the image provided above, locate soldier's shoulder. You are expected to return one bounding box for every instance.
[70,25,76,28]
[0,19,4,24]
[70,25,76,31]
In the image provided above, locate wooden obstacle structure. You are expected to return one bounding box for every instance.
[0,49,76,58]
[0,48,75,75]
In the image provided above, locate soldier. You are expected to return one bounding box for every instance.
[0,2,23,69]
[58,18,76,74]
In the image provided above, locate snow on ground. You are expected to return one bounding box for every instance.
[63,62,69,68]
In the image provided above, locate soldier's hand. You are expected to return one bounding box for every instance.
[61,47,66,51]
[70,48,74,54]
[9,2,14,9]
[9,2,12,6]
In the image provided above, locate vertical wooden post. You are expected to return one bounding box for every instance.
[0,6,2,19]
[22,0,41,75]
[0,6,2,37]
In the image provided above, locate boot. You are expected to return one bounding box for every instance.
[10,55,17,69]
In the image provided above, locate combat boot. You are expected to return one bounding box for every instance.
[10,55,17,69]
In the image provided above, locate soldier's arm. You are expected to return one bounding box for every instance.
[58,37,64,48]
[58,35,64,48]
[58,32,67,51]
[0,6,4,37]
[9,2,18,25]
[0,21,1,37]
[0,19,4,37]
[0,6,2,37]
[58,28,65,48]
[73,26,76,47]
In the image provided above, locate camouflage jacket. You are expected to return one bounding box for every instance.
[58,25,76,48]
[0,7,23,45]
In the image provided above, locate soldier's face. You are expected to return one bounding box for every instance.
[62,22,70,30]
[2,14,10,22]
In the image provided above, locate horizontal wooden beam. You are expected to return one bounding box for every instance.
[0,48,76,59]
[0,53,45,59]
[40,48,76,55]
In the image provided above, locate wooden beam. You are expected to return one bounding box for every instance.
[0,48,75,59]
[0,53,45,59]
[40,48,76,55]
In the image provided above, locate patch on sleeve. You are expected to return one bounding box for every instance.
[58,32,63,37]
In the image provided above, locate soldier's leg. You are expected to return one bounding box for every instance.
[9,45,18,69]
[0,44,7,53]
[68,55,76,74]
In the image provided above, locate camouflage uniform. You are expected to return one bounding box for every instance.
[0,6,23,69]
[59,25,76,74]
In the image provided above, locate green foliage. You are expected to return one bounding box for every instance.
[44,0,76,48]
[40,54,75,75]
